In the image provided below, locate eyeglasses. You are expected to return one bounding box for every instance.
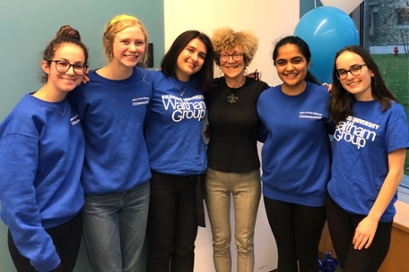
[336,64,366,80]
[220,53,243,62]
[48,60,88,75]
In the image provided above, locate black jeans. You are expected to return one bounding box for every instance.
[146,171,201,272]
[264,196,326,272]
[326,195,392,272]
[8,212,82,272]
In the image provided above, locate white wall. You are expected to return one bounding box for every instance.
[163,1,300,271]
[164,0,300,87]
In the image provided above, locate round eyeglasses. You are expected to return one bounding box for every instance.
[220,53,243,62]
[336,64,366,80]
[48,60,88,75]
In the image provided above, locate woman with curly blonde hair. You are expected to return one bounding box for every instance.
[205,27,269,272]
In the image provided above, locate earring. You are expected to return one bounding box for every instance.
[243,68,248,76]
[218,66,224,77]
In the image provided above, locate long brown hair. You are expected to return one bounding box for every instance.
[329,46,397,124]
[161,30,214,92]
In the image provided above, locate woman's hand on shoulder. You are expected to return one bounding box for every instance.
[81,67,90,84]
[246,69,261,81]
[322,82,332,93]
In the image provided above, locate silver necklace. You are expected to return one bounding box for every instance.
[171,77,188,96]
[51,99,67,116]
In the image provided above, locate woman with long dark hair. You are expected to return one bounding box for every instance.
[257,36,333,272]
[327,45,409,272]
[145,30,214,272]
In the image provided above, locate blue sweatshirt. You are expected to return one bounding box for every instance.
[145,71,207,175]
[69,67,152,194]
[257,82,332,206]
[0,94,84,271]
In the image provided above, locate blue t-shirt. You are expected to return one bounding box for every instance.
[145,71,207,175]
[69,67,152,194]
[328,100,409,222]
[0,94,84,271]
[257,82,333,206]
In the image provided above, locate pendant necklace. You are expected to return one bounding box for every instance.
[227,93,238,103]
[171,77,189,96]
[226,78,245,103]
[51,99,67,116]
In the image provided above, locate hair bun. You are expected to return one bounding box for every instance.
[56,25,81,41]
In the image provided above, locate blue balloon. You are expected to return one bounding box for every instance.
[294,6,359,84]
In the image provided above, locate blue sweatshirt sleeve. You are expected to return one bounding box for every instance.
[0,133,60,271]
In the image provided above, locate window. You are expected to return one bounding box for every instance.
[361,1,409,190]
[397,10,409,25]
[369,6,379,35]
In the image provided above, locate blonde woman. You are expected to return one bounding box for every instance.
[69,15,153,271]
[205,27,269,272]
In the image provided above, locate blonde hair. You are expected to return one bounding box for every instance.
[211,27,258,67]
[103,14,149,63]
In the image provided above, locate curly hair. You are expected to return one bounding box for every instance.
[211,27,258,67]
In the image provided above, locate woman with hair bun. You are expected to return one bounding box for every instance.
[0,25,89,272]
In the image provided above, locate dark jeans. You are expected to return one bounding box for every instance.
[146,171,200,272]
[264,196,326,272]
[8,212,82,272]
[326,195,392,272]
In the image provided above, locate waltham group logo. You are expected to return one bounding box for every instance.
[334,116,379,149]
[162,94,206,122]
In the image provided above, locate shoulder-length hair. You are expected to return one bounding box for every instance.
[161,30,214,91]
